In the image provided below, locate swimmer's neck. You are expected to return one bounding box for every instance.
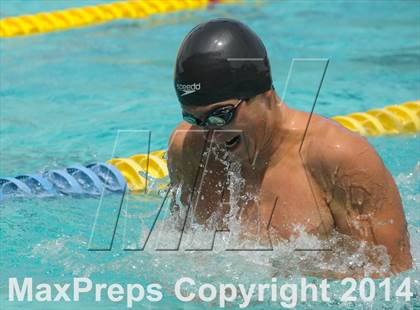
[253,96,291,170]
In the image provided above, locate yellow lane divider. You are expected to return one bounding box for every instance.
[0,0,232,38]
[331,100,419,136]
[107,150,168,192]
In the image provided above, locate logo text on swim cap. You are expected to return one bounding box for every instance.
[176,83,201,96]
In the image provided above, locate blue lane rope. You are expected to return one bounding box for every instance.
[47,169,86,196]
[15,174,56,196]
[1,162,126,201]
[86,162,126,192]
[66,165,105,196]
[0,177,33,197]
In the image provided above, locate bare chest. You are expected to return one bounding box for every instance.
[258,160,333,238]
[191,154,334,238]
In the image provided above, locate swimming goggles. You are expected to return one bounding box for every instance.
[182,99,244,128]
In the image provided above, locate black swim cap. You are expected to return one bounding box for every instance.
[174,18,272,106]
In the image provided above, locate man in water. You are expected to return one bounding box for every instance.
[167,18,412,276]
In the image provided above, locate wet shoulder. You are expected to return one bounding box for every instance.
[301,111,379,170]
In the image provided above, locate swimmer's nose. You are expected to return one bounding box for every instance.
[212,131,240,145]
[202,129,221,145]
[210,131,225,144]
[202,129,213,140]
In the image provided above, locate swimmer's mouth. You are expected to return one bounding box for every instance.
[225,135,241,150]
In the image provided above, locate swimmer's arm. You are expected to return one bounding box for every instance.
[167,128,196,210]
[318,134,412,275]
[304,127,411,275]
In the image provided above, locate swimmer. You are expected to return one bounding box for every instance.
[167,18,412,277]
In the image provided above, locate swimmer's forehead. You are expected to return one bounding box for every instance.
[182,98,238,116]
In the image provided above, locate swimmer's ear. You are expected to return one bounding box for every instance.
[251,86,275,105]
[260,87,277,105]
[265,86,276,98]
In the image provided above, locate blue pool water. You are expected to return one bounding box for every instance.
[0,0,419,309]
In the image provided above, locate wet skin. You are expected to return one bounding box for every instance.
[167,89,412,277]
